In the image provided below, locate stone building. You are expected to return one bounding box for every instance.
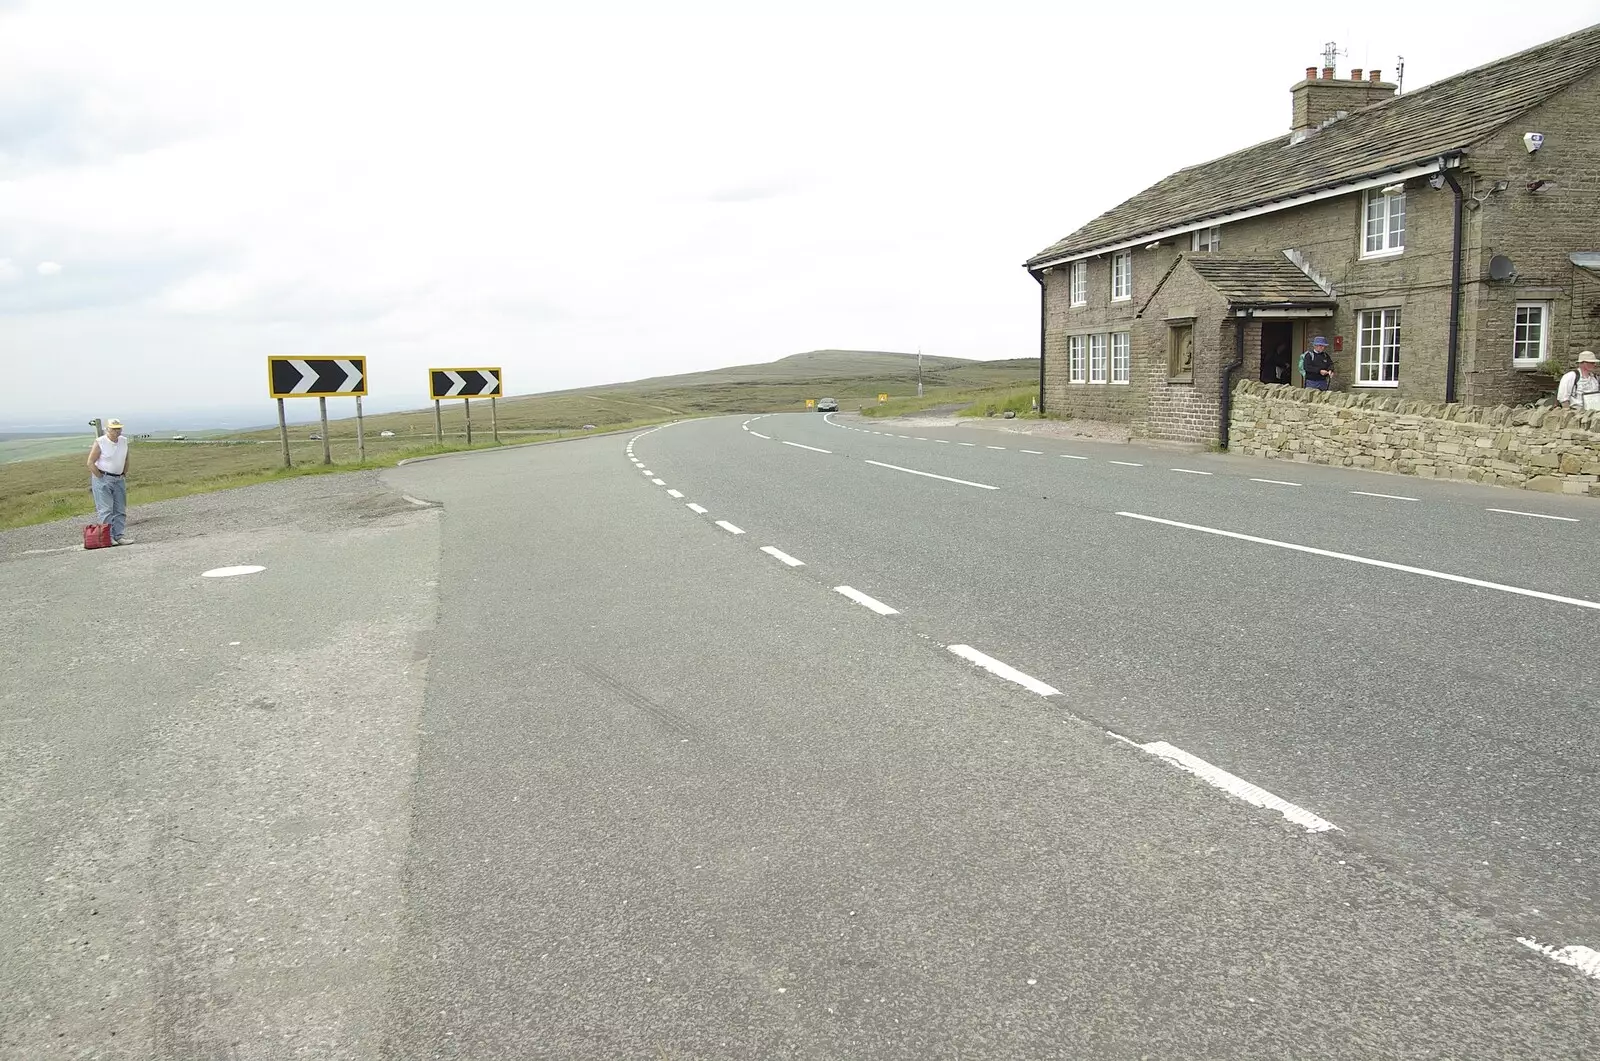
[1024,23,1600,444]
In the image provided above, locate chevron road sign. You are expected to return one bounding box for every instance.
[267,357,368,399]
[429,367,503,400]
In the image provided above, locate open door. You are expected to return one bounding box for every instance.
[1260,321,1294,384]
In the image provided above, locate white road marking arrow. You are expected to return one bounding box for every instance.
[289,359,318,394]
[478,369,498,395]
[337,359,363,393]
[445,370,467,397]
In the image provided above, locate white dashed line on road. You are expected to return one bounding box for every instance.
[986,445,1006,450]
[1517,938,1600,981]
[667,489,684,498]
[782,441,832,454]
[1118,511,1600,612]
[863,460,999,490]
[1170,469,1213,476]
[760,546,806,567]
[1352,491,1419,501]
[641,469,653,475]
[1250,477,1301,487]
[651,478,666,486]
[750,432,771,440]
[934,439,951,444]
[959,442,977,447]
[1109,460,1144,467]
[914,437,928,441]
[1488,508,1580,523]
[946,645,1059,697]
[1021,449,1044,455]
[401,494,438,506]
[1061,454,1087,460]
[834,586,899,615]
[687,503,708,514]
[715,520,745,535]
[1122,739,1339,833]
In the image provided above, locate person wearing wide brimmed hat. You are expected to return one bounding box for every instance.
[1300,335,1334,391]
[1557,351,1600,412]
[86,418,133,545]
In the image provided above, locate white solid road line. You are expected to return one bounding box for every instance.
[1517,938,1600,981]
[715,520,745,535]
[667,489,684,498]
[834,585,899,615]
[750,432,771,439]
[1109,460,1143,467]
[1132,740,1339,834]
[1118,511,1600,612]
[864,459,999,490]
[1170,469,1212,476]
[782,441,832,454]
[1353,490,1419,501]
[1250,477,1302,487]
[1489,508,1581,523]
[652,478,666,485]
[687,503,709,514]
[761,546,806,567]
[946,645,1060,697]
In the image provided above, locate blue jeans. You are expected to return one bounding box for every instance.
[91,475,127,539]
[1304,379,1329,391]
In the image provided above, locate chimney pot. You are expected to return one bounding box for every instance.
[1370,69,1381,82]
[1305,66,1317,81]
[1322,66,1335,80]
[1351,68,1362,81]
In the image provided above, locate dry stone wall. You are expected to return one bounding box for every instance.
[1229,380,1600,497]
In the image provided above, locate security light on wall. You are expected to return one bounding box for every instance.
[1380,183,1406,196]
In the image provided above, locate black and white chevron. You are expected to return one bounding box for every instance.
[269,357,367,398]
[430,368,502,399]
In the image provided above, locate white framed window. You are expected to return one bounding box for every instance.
[1513,301,1550,366]
[1068,335,1087,382]
[1089,334,1109,383]
[1192,226,1221,252]
[1111,332,1131,383]
[1356,307,1402,386]
[1110,252,1132,301]
[1069,261,1087,307]
[1362,189,1405,257]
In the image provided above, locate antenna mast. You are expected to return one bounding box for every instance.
[1395,56,1406,94]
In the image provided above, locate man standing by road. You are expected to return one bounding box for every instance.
[1557,350,1600,410]
[86,419,132,545]
[1300,336,1334,391]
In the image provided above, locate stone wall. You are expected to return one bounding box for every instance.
[1229,380,1600,496]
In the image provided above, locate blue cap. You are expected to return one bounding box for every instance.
[1312,336,1328,346]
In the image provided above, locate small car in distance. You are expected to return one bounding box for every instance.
[816,398,839,413]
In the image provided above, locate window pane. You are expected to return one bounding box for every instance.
[1389,194,1405,248]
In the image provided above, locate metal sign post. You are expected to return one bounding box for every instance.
[464,398,472,445]
[277,399,291,468]
[318,397,332,466]
[491,397,498,444]
[355,395,365,463]
[434,401,443,445]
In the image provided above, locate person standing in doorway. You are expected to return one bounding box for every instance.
[87,418,132,545]
[1557,350,1600,410]
[1300,336,1334,390]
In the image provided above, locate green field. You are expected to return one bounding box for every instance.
[1,350,1038,530]
[0,436,96,465]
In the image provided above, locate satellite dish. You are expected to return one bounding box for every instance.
[1489,255,1516,281]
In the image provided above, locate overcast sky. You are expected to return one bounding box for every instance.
[2,0,1593,428]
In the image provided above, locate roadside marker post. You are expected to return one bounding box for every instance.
[434,401,442,446]
[465,398,472,445]
[266,357,368,469]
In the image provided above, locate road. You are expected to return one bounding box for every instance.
[2,419,1596,1058]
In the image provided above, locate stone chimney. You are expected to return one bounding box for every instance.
[1291,65,1397,136]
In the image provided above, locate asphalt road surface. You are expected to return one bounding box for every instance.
[3,419,1597,1059]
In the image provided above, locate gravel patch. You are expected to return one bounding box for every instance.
[0,470,419,563]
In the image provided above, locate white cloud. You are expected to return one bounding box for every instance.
[36,261,61,275]
[0,0,1593,425]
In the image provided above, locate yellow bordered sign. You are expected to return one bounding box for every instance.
[430,367,503,400]
[805,398,816,408]
[268,357,368,399]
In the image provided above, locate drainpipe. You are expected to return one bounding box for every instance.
[1032,270,1047,414]
[1218,307,1251,449]
[1440,165,1465,403]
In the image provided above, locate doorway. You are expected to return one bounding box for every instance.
[1260,321,1294,385]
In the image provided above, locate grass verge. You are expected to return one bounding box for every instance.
[859,386,1041,419]
[957,388,1043,419]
